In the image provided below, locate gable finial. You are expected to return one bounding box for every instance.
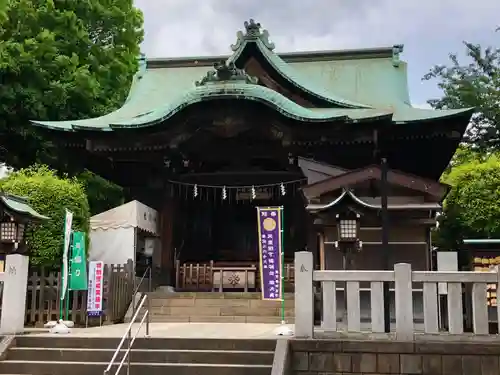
[231,19,275,52]
[195,61,259,86]
[392,44,404,67]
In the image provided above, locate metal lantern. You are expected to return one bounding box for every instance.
[336,212,360,241]
[0,193,49,254]
[334,211,362,253]
[0,216,26,244]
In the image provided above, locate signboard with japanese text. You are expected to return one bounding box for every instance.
[87,261,104,316]
[256,207,283,300]
[69,232,87,291]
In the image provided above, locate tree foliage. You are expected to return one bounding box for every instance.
[436,151,500,248]
[77,170,124,215]
[0,165,90,267]
[423,32,500,150]
[0,0,143,168]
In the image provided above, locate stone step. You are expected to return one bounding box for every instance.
[150,306,294,316]
[148,315,295,323]
[7,348,274,365]
[0,361,271,375]
[13,337,276,351]
[149,292,295,300]
[150,297,294,308]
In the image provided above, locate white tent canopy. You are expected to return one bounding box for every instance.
[89,200,159,266]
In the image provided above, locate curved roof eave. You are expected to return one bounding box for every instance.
[1,194,49,221]
[30,95,473,133]
[31,83,394,132]
[227,39,373,109]
[108,83,392,129]
[306,189,442,212]
[392,106,475,124]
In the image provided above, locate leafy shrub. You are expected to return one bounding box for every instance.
[0,164,90,266]
[436,153,500,247]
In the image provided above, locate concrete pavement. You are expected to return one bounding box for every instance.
[25,322,293,339]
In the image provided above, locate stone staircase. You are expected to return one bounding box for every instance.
[135,292,295,323]
[0,336,275,375]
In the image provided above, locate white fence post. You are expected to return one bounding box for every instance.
[0,254,29,334]
[394,263,414,341]
[294,251,314,338]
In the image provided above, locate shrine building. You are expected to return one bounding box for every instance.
[30,20,473,291]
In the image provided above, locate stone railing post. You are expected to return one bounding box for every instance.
[0,254,29,334]
[394,262,414,340]
[294,251,314,338]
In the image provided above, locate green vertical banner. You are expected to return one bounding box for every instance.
[69,231,88,291]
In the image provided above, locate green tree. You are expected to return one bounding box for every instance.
[435,153,500,248]
[0,0,143,168]
[77,170,124,215]
[423,31,500,150]
[0,165,90,267]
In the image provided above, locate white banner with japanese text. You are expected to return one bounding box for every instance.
[87,261,104,316]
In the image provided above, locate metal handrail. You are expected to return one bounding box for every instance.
[132,266,152,315]
[103,293,150,375]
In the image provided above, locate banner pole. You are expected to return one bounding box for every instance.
[65,242,72,321]
[59,266,64,320]
[59,234,67,321]
[280,206,285,324]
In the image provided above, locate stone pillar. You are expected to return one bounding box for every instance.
[0,254,29,334]
[294,251,314,338]
[394,262,414,341]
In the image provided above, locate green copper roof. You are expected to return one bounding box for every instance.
[227,20,370,109]
[30,20,474,132]
[34,64,393,131]
[1,193,49,221]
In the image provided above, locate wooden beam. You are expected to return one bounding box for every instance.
[302,164,448,200]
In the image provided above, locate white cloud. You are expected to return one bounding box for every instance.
[135,0,499,57]
[133,0,500,104]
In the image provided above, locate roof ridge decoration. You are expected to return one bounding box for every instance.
[195,61,259,86]
[392,45,404,67]
[231,19,275,52]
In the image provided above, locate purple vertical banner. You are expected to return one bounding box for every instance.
[257,207,283,300]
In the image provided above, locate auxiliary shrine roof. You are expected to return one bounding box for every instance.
[32,19,473,132]
[0,193,49,221]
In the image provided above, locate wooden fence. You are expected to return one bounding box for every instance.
[25,259,134,327]
[175,260,295,291]
[295,251,500,339]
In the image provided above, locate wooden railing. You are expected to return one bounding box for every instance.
[175,260,295,291]
[295,251,499,339]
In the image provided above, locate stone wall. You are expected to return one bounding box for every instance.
[290,339,500,375]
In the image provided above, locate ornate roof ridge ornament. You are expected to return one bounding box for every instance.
[137,52,147,79]
[392,44,404,67]
[231,19,275,51]
[195,61,259,86]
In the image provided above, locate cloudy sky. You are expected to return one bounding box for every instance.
[134,0,499,107]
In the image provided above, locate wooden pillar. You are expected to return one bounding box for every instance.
[305,213,319,267]
[319,232,325,270]
[159,197,175,286]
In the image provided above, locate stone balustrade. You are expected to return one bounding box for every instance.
[294,251,499,339]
